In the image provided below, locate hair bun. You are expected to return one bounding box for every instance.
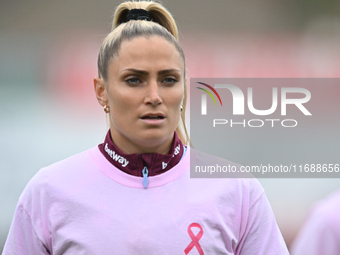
[126,9,151,22]
[112,1,178,40]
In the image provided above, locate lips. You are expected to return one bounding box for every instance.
[141,113,165,120]
[140,113,165,125]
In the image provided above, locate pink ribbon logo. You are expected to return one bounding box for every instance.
[184,223,204,255]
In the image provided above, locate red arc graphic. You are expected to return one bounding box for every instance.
[184,223,204,255]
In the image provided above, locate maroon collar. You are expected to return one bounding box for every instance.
[98,130,184,177]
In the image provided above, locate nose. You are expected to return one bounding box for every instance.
[144,80,162,106]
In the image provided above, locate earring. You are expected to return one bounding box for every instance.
[181,106,183,112]
[104,105,110,113]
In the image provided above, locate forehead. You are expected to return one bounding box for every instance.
[110,36,184,73]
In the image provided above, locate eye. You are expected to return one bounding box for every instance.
[126,77,142,85]
[162,77,178,85]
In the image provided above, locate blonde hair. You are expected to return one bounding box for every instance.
[97,0,190,145]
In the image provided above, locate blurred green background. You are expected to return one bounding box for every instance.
[1,0,340,252]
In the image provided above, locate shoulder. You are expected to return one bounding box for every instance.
[315,189,340,214]
[17,147,100,207]
[30,147,97,183]
[189,147,254,178]
[307,189,340,227]
[186,147,265,209]
[298,189,340,232]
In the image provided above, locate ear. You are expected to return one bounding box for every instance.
[94,76,108,107]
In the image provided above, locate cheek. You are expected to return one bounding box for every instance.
[109,86,137,108]
[108,90,138,122]
[167,88,184,114]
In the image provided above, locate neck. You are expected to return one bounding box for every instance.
[109,129,174,155]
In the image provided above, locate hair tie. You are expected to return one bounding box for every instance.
[126,9,151,22]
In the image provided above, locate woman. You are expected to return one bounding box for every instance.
[3,1,289,254]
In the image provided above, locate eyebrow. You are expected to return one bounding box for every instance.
[158,69,181,75]
[122,68,181,75]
